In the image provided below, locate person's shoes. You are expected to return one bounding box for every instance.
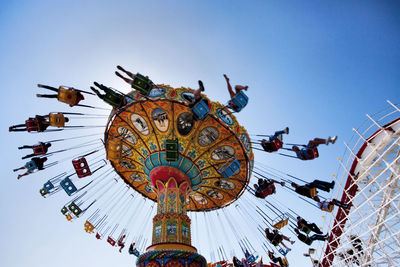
[9,126,13,132]
[37,84,43,88]
[17,175,22,179]
[244,85,248,91]
[36,94,44,98]
[327,136,338,145]
[280,182,286,187]
[18,147,23,149]
[284,127,289,134]
[303,253,310,257]
[198,80,204,91]
[330,181,335,189]
[290,240,295,245]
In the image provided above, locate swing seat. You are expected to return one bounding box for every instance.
[321,204,334,212]
[106,138,122,161]
[26,118,40,132]
[131,73,154,96]
[66,213,73,221]
[58,86,79,106]
[258,184,276,198]
[84,220,95,233]
[25,160,38,172]
[308,187,317,198]
[282,257,289,267]
[72,157,92,178]
[49,113,66,127]
[33,143,47,155]
[218,157,241,178]
[191,99,210,120]
[61,206,68,215]
[278,248,289,256]
[300,226,311,234]
[246,255,256,263]
[40,187,48,197]
[44,180,55,191]
[104,91,125,108]
[273,218,289,230]
[60,177,77,196]
[68,202,82,216]
[107,236,116,246]
[271,139,283,151]
[303,147,319,160]
[165,139,179,162]
[228,91,248,112]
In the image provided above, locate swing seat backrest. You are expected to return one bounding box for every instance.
[33,143,47,155]
[60,177,77,196]
[58,86,78,105]
[282,257,289,267]
[308,187,317,198]
[84,220,95,233]
[304,147,319,160]
[300,225,311,234]
[61,206,68,215]
[271,139,283,151]
[246,255,256,263]
[321,204,334,212]
[26,118,40,132]
[229,91,249,112]
[39,187,48,197]
[218,157,241,179]
[311,147,319,158]
[105,90,125,108]
[131,73,154,96]
[191,99,210,120]
[72,157,92,178]
[106,138,122,161]
[165,139,179,162]
[44,180,55,191]
[49,113,66,127]
[68,201,82,217]
[273,218,289,230]
[107,236,116,246]
[66,213,73,221]
[278,248,288,256]
[260,184,276,198]
[25,160,38,172]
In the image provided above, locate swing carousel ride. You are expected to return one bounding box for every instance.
[9,67,400,267]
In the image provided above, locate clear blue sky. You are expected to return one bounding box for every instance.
[1,1,399,267]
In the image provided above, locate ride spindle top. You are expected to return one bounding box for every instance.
[104,84,253,211]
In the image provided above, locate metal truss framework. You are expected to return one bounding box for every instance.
[321,101,400,267]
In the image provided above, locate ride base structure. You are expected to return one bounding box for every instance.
[105,84,253,267]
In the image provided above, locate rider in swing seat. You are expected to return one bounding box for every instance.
[261,127,289,153]
[296,216,323,234]
[19,142,52,159]
[265,228,295,250]
[316,198,351,212]
[223,74,249,112]
[292,136,337,160]
[37,84,85,107]
[294,228,329,246]
[13,157,48,179]
[254,178,285,198]
[188,80,210,120]
[115,65,154,96]
[91,81,126,109]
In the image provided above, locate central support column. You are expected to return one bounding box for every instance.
[136,166,206,267]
